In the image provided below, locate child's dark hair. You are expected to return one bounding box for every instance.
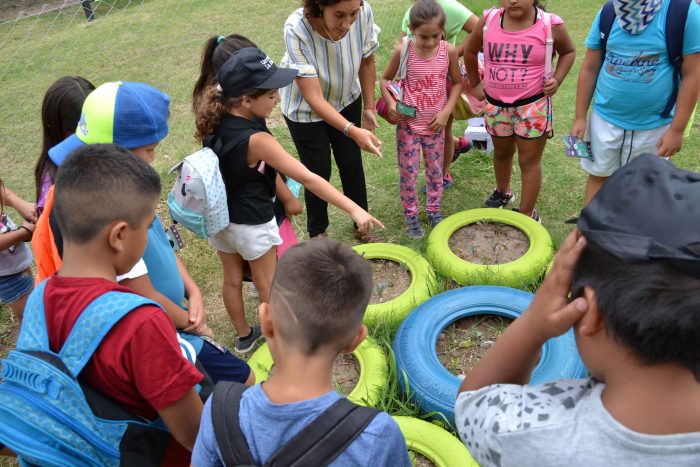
[409,0,446,30]
[303,0,364,18]
[54,144,160,244]
[270,239,372,354]
[192,34,257,111]
[193,86,268,141]
[34,76,95,204]
[571,242,700,381]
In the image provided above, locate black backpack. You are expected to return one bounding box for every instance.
[211,382,380,467]
[598,0,693,118]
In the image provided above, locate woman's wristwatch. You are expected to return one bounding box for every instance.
[343,121,355,137]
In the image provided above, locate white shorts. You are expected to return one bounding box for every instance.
[208,217,282,261]
[581,111,670,177]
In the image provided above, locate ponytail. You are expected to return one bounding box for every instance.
[192,34,258,112]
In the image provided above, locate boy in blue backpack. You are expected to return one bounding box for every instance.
[9,145,203,461]
[571,0,700,204]
[192,239,411,466]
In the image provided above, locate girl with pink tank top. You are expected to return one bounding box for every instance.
[380,0,463,239]
[464,0,575,223]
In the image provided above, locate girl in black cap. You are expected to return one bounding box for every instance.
[193,48,383,353]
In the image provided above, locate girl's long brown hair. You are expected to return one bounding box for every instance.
[193,86,267,141]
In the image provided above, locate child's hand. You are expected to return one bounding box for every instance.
[388,101,403,123]
[472,82,486,101]
[16,200,37,223]
[283,197,303,217]
[351,207,385,233]
[428,110,450,132]
[184,291,210,337]
[520,231,589,342]
[19,221,35,240]
[571,118,587,141]
[656,127,684,158]
[543,77,559,96]
[361,109,380,132]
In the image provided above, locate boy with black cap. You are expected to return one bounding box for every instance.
[454,154,700,465]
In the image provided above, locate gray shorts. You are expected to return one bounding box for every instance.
[208,217,282,261]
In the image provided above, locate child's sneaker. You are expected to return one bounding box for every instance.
[484,188,515,208]
[427,212,444,227]
[452,136,472,162]
[235,323,263,354]
[405,215,424,239]
[512,208,542,224]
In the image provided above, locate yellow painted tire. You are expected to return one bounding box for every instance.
[353,243,438,328]
[246,337,388,408]
[426,208,554,288]
[393,416,478,467]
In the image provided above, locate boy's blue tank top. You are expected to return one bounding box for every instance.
[143,215,185,306]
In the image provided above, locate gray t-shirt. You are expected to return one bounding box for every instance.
[0,213,32,276]
[455,378,700,466]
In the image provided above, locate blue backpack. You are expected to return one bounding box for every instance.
[599,0,693,118]
[0,281,176,466]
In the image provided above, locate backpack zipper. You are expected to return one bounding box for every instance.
[2,384,121,460]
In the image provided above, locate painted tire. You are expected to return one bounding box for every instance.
[246,337,388,408]
[353,243,438,328]
[426,208,554,288]
[392,286,587,426]
[393,416,477,467]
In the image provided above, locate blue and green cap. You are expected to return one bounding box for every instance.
[48,81,170,165]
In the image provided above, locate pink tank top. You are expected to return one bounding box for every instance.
[482,8,563,104]
[401,40,449,135]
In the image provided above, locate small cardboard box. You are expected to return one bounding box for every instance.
[465,117,493,153]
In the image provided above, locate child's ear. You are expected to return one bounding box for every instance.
[342,324,367,354]
[576,286,605,337]
[107,221,130,253]
[259,303,274,338]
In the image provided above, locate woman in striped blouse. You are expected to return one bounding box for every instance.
[280,0,382,243]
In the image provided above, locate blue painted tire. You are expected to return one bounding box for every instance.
[392,286,587,427]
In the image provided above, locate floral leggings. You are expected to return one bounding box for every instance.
[396,121,444,217]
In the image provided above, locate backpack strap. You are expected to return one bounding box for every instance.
[598,1,616,54]
[542,10,554,79]
[16,280,51,352]
[211,381,257,467]
[396,36,411,81]
[662,0,692,118]
[59,291,158,377]
[482,8,502,42]
[263,398,380,467]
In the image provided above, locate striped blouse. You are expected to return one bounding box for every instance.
[279,2,381,123]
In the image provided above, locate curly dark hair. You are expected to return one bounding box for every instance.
[302,0,363,19]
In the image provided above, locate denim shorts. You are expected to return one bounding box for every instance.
[0,270,34,304]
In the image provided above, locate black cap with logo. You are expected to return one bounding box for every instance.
[575,154,700,276]
[217,47,298,98]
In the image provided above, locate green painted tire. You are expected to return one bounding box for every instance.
[393,416,478,467]
[426,208,554,288]
[353,243,438,328]
[246,337,388,408]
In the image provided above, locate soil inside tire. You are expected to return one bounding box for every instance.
[449,222,529,265]
[332,353,360,396]
[411,451,437,467]
[369,259,411,304]
[436,316,513,376]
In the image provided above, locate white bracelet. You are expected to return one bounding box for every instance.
[343,121,355,137]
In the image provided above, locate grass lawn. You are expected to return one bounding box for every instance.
[1,0,699,440]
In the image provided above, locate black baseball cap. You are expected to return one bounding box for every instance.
[217,47,298,98]
[575,154,700,276]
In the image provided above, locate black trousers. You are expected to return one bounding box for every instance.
[284,98,368,237]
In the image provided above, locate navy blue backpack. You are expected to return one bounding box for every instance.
[598,0,693,118]
[0,281,178,466]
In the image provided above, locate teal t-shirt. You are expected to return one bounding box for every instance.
[142,215,185,306]
[585,0,700,130]
[401,0,474,45]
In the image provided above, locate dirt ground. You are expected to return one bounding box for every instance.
[436,315,512,377]
[412,451,437,467]
[449,222,529,265]
[332,353,359,396]
[369,259,411,304]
